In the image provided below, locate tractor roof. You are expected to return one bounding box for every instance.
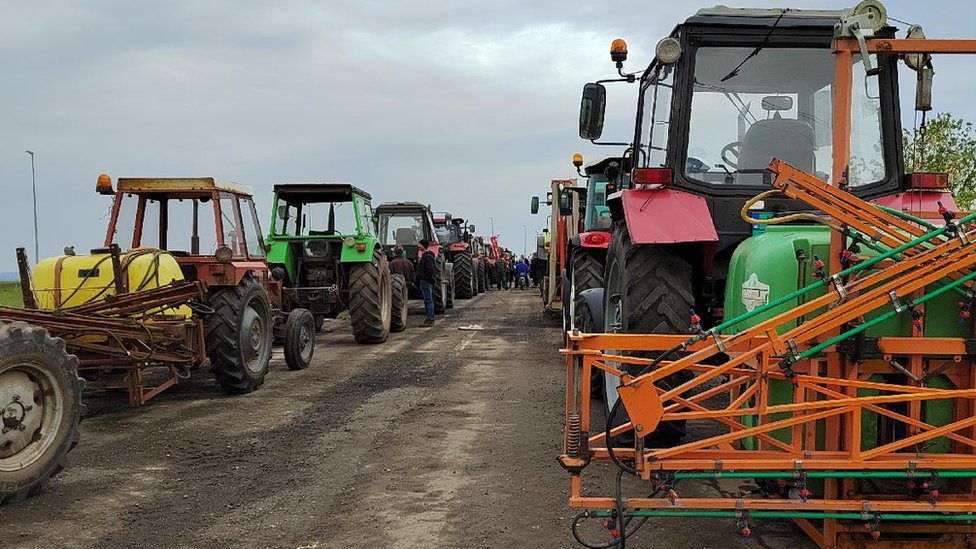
[273,183,371,202]
[687,6,849,29]
[116,177,252,196]
[375,201,430,213]
[584,155,624,174]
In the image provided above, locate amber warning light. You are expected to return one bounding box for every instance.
[610,38,628,65]
[96,173,114,194]
[572,153,584,168]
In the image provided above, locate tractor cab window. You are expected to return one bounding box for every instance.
[434,225,453,246]
[274,202,300,236]
[640,64,675,168]
[378,213,424,246]
[110,193,141,248]
[219,196,245,257]
[165,196,218,254]
[298,201,358,237]
[683,46,884,187]
[139,197,162,249]
[239,198,266,258]
[584,177,612,231]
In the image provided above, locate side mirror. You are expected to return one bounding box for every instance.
[579,83,607,140]
[530,196,540,214]
[468,224,476,233]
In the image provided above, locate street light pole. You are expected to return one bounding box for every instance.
[25,150,38,262]
[489,216,494,236]
[522,224,527,257]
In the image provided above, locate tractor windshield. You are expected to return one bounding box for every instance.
[434,223,462,246]
[583,176,611,232]
[273,198,358,237]
[684,46,884,187]
[378,212,424,246]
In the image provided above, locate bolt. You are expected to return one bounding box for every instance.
[635,424,643,432]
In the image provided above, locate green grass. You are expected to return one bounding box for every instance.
[0,281,24,308]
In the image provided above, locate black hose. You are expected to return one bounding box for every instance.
[570,483,660,548]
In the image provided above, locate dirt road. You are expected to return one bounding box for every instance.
[1,290,815,548]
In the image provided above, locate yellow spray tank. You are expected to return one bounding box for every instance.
[31,247,191,317]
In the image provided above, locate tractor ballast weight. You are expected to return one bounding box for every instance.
[565,3,976,547]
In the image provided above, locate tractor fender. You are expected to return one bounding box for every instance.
[340,236,381,263]
[613,188,718,245]
[578,287,605,332]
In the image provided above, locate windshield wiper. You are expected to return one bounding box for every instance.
[720,9,787,83]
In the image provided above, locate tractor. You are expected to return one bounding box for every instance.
[266,183,406,343]
[562,2,976,547]
[433,212,479,299]
[470,235,491,293]
[531,179,585,324]
[374,201,454,313]
[561,153,621,331]
[1,175,311,503]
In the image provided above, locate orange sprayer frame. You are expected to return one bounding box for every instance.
[560,35,976,549]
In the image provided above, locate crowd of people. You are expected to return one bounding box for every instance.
[491,252,543,290]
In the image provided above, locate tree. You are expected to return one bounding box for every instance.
[903,113,976,209]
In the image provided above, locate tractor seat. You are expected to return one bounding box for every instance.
[394,228,417,245]
[737,118,815,175]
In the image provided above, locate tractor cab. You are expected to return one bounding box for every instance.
[432,213,473,251]
[99,177,268,288]
[581,6,904,255]
[375,202,440,260]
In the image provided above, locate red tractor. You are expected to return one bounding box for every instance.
[433,213,479,299]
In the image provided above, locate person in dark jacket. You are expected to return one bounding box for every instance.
[389,245,415,290]
[417,239,437,325]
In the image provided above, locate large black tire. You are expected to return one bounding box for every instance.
[454,251,474,299]
[571,247,605,330]
[445,264,456,309]
[0,322,84,503]
[391,273,408,332]
[283,308,315,370]
[313,314,326,333]
[433,260,448,314]
[348,249,392,343]
[478,261,487,293]
[603,221,694,446]
[206,275,274,393]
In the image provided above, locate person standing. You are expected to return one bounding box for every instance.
[389,245,415,290]
[417,239,437,326]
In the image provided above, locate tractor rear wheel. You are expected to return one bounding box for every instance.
[571,247,605,330]
[349,248,392,343]
[477,262,487,293]
[283,308,315,370]
[603,221,694,446]
[206,275,273,393]
[390,273,408,332]
[313,315,326,333]
[454,251,474,299]
[0,322,84,503]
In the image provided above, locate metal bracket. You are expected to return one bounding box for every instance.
[831,275,848,301]
[889,291,904,313]
[714,460,724,478]
[712,331,726,353]
[835,13,879,75]
[861,501,873,521]
[959,230,971,245]
[787,339,801,362]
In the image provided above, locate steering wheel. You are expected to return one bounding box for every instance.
[721,141,742,169]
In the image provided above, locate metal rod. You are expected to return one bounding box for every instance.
[592,510,976,521]
[16,247,37,309]
[670,470,976,480]
[25,150,38,262]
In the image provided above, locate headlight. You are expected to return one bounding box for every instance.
[344,237,356,247]
[215,245,233,263]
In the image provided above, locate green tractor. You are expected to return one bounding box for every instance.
[266,184,407,344]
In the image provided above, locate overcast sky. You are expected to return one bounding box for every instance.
[2,1,974,271]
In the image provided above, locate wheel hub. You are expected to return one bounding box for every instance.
[0,370,44,460]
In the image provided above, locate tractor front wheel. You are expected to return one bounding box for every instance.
[445,263,456,309]
[433,260,448,314]
[0,322,84,503]
[390,273,408,332]
[206,275,274,393]
[283,308,315,370]
[348,249,392,343]
[571,247,605,330]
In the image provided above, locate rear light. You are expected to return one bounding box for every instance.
[356,243,367,252]
[906,172,949,190]
[632,167,672,188]
[583,233,606,245]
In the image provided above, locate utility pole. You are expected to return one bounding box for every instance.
[25,150,38,262]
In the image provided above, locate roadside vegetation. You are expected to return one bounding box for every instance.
[0,282,23,308]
